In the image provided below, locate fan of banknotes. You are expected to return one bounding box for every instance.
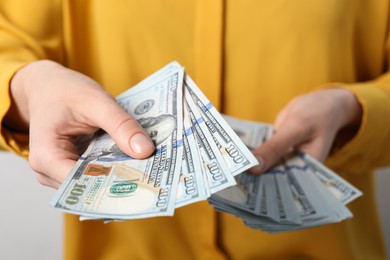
[51,61,362,233]
[210,114,362,233]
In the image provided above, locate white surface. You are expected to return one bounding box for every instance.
[0,152,62,260]
[376,168,390,259]
[0,152,389,260]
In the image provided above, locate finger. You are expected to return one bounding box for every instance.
[297,134,334,163]
[249,124,308,174]
[29,151,76,185]
[86,96,155,159]
[274,99,296,130]
[29,132,79,185]
[35,173,61,189]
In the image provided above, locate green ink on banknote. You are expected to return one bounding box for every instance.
[110,182,138,196]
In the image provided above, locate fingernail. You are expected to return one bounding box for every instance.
[130,133,155,154]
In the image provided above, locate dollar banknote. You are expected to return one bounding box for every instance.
[184,75,259,176]
[184,89,237,193]
[51,68,185,219]
[51,61,361,233]
[209,115,362,233]
[175,107,209,208]
[51,61,258,221]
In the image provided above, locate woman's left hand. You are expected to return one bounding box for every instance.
[249,88,363,174]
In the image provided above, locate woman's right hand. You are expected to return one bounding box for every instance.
[4,60,155,189]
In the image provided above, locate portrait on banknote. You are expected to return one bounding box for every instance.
[138,114,176,146]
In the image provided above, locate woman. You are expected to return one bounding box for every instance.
[1,1,389,259]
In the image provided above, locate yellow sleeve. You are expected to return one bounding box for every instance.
[0,0,63,156]
[326,68,390,175]
[324,3,390,174]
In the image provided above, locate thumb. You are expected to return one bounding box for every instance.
[87,96,155,159]
[249,123,306,174]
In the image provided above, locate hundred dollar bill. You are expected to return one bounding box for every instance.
[268,165,301,224]
[243,165,352,233]
[209,116,274,218]
[209,115,359,233]
[299,168,353,222]
[135,61,259,177]
[51,68,185,219]
[284,158,352,216]
[261,170,281,221]
[135,61,181,88]
[211,115,274,216]
[184,92,236,194]
[184,74,259,176]
[283,163,324,221]
[175,107,209,208]
[285,152,363,205]
[222,114,274,151]
[209,171,263,215]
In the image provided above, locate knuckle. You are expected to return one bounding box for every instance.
[28,153,43,173]
[35,173,51,187]
[285,112,308,128]
[112,116,140,137]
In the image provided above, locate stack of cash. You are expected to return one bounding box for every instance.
[210,115,362,233]
[51,61,258,220]
[51,62,362,233]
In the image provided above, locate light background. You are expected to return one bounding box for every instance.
[0,152,389,260]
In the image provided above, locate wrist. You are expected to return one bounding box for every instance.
[326,88,363,151]
[3,60,61,132]
[3,64,31,132]
[333,88,363,129]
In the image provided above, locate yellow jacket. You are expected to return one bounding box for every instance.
[1,1,390,259]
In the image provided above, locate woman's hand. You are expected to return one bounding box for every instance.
[4,60,155,188]
[249,88,363,174]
